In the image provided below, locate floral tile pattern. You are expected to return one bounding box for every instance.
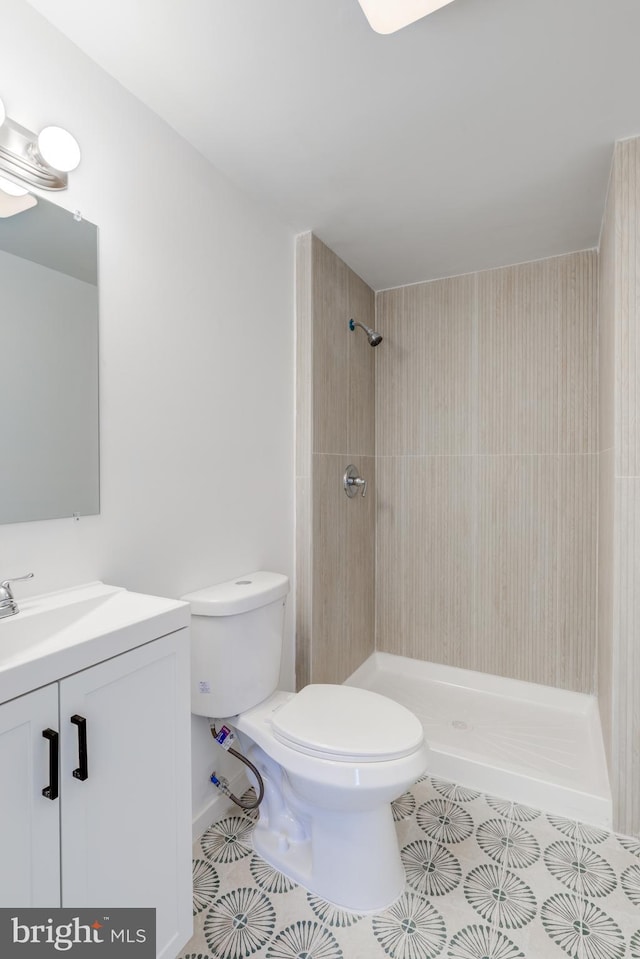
[177,776,640,959]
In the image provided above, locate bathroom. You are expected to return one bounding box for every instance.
[0,0,639,956]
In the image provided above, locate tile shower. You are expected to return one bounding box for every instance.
[296,135,640,839]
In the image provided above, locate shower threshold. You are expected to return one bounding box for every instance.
[345,651,612,828]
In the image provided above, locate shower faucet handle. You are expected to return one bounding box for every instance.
[344,465,367,498]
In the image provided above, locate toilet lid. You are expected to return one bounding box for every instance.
[271,684,424,763]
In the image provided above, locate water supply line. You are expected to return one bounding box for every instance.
[209,722,265,811]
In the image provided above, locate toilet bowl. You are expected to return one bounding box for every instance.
[182,572,429,911]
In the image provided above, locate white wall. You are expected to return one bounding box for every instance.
[0,0,295,828]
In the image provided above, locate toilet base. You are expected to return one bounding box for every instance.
[252,800,405,913]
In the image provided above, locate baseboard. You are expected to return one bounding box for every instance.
[192,768,248,843]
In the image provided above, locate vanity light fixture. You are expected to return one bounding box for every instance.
[356,0,456,34]
[0,96,80,192]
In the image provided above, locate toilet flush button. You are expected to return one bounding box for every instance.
[452,720,471,730]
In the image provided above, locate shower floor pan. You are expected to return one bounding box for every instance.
[345,651,612,828]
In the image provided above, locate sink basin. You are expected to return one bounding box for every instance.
[0,582,189,703]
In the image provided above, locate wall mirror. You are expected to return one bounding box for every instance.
[0,193,99,525]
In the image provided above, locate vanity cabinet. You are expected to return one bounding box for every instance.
[0,630,192,959]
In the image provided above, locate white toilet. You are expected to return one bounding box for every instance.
[183,571,429,912]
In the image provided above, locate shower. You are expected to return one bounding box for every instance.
[349,318,383,347]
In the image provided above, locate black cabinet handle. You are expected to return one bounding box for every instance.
[42,728,59,800]
[70,714,88,781]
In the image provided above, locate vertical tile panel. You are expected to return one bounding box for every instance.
[375,287,403,457]
[555,453,597,692]
[376,455,473,666]
[375,455,405,652]
[477,253,596,456]
[599,173,616,455]
[475,454,559,687]
[597,448,614,763]
[615,140,633,477]
[609,137,640,835]
[479,258,556,454]
[612,477,640,835]
[376,276,474,456]
[304,236,376,687]
[345,455,376,675]
[347,269,376,456]
[312,453,374,683]
[557,250,598,454]
[312,236,349,455]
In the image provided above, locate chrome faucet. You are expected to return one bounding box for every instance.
[343,465,367,498]
[0,573,34,619]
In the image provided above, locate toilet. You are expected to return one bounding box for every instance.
[182,571,429,912]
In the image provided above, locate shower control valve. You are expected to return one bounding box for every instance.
[344,465,367,498]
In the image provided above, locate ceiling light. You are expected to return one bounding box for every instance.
[0,175,29,196]
[37,126,81,173]
[0,97,80,191]
[357,0,456,34]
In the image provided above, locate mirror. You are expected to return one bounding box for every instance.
[0,194,99,525]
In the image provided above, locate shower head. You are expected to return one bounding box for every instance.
[348,318,383,347]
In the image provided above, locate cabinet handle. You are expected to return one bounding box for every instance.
[70,714,88,781]
[42,728,59,800]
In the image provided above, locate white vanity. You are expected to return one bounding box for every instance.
[0,582,192,959]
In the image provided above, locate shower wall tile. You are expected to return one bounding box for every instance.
[377,452,597,691]
[375,250,598,695]
[311,236,349,455]
[555,453,598,690]
[599,176,616,455]
[376,274,475,456]
[312,454,375,684]
[311,235,375,456]
[477,252,597,455]
[475,453,596,691]
[600,137,640,836]
[298,235,376,688]
[612,476,640,835]
[597,448,614,766]
[347,268,376,456]
[614,139,640,478]
[376,455,474,665]
[474,455,558,684]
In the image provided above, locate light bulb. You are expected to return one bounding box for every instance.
[357,0,456,34]
[0,98,5,127]
[0,176,29,197]
[37,126,81,172]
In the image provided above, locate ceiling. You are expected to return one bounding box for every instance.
[24,0,640,290]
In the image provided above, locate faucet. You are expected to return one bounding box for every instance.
[0,573,34,619]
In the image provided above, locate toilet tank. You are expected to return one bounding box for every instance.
[182,571,289,718]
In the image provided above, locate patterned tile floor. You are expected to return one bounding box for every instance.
[178,775,640,959]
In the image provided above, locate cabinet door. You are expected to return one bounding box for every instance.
[60,631,192,959]
[0,684,60,906]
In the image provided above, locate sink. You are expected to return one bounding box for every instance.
[0,591,118,661]
[0,582,189,703]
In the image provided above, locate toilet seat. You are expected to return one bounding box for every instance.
[271,684,424,763]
